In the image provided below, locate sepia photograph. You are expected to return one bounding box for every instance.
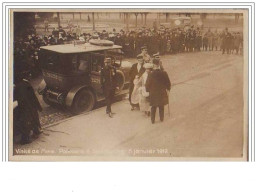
[9,8,248,161]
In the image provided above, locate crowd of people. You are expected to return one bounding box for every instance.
[14,23,243,79]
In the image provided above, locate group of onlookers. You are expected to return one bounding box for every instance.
[14,23,243,80]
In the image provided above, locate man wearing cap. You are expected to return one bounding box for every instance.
[140,46,151,63]
[129,54,145,110]
[152,53,164,70]
[220,27,232,54]
[146,59,171,124]
[101,57,117,118]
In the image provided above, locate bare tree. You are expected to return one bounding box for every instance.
[57,12,60,28]
[144,13,148,26]
[235,13,240,24]
[126,13,129,31]
[92,12,95,31]
[165,13,169,22]
[141,13,144,24]
[134,13,139,27]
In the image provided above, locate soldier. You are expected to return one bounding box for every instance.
[128,32,135,58]
[205,28,213,51]
[195,27,202,51]
[101,58,117,118]
[212,29,219,51]
[145,59,171,124]
[44,18,49,32]
[152,53,164,70]
[202,33,208,51]
[179,30,185,52]
[114,33,123,46]
[135,33,144,55]
[129,55,145,110]
[220,27,232,54]
[140,46,151,63]
[234,32,242,55]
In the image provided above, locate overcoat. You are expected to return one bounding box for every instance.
[14,79,42,135]
[145,69,171,107]
[101,65,117,98]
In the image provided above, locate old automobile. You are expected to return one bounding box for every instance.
[38,41,132,114]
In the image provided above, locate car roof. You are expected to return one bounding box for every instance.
[40,43,122,54]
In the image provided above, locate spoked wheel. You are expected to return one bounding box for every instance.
[71,89,95,115]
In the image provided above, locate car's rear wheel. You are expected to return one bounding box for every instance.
[71,89,95,114]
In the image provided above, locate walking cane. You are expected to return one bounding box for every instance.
[167,90,170,117]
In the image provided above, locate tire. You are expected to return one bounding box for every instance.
[115,70,125,94]
[71,89,95,114]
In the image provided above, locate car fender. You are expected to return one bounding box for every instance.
[65,85,95,107]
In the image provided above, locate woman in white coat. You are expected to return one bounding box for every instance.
[139,63,153,116]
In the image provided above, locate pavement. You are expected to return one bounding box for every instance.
[12,51,245,160]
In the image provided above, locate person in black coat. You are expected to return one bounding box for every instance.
[145,59,171,124]
[101,58,117,118]
[129,54,145,110]
[13,72,43,145]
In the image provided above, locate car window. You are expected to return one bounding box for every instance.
[91,53,104,72]
[71,54,90,73]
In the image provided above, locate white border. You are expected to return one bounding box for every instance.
[0,1,256,195]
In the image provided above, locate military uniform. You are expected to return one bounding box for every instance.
[101,58,117,117]
[220,29,232,54]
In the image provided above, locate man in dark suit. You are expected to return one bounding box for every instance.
[14,72,43,145]
[146,59,171,124]
[129,54,145,110]
[101,57,117,118]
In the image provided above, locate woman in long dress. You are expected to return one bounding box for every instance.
[139,63,153,116]
[130,75,141,108]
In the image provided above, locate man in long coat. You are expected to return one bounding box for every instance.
[129,54,145,110]
[101,58,117,118]
[14,72,43,144]
[146,59,171,124]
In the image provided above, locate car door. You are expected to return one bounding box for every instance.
[90,52,105,96]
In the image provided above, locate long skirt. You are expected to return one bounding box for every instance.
[139,95,150,112]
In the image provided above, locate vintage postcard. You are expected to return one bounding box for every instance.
[9,8,249,161]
